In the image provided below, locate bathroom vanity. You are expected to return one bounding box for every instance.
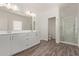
[0,6,40,56]
[0,31,40,56]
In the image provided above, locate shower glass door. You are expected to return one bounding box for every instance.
[61,16,77,44]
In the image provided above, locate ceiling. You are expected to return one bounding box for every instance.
[13,3,61,13]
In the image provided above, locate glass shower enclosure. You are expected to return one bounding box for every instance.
[60,16,78,45]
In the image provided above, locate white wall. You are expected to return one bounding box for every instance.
[39,6,60,41]
[0,3,60,41]
[27,6,60,41]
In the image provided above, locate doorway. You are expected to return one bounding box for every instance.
[48,17,56,40]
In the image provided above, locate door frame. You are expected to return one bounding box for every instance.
[48,17,56,41]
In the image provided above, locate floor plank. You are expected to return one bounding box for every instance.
[15,39,79,56]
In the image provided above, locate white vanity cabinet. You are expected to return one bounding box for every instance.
[0,31,40,56]
[0,34,10,56]
[10,32,40,55]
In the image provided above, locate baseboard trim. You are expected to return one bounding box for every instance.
[60,41,78,46]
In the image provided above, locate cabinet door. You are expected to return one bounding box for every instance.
[24,32,38,49]
[29,32,40,46]
[0,34,10,56]
[10,33,27,55]
[32,33,37,44]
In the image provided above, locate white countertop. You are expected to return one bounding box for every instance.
[0,31,10,34]
[0,30,37,35]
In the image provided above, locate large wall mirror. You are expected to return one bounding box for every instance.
[0,8,36,33]
[9,13,33,31]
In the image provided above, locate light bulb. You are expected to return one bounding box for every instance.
[6,3,11,9]
[25,10,31,16]
[12,5,19,11]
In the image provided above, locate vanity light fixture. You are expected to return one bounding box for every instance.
[6,3,19,11]
[11,5,19,11]
[6,3,11,9]
[0,3,19,11]
[25,10,31,16]
[0,3,36,17]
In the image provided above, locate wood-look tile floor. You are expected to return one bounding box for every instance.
[15,39,79,56]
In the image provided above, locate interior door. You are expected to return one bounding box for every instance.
[48,17,56,39]
[61,16,77,44]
